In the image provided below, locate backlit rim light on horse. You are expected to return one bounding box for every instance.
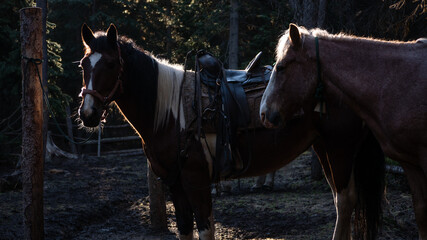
[154,59,186,132]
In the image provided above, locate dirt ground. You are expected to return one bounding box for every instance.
[0,151,417,240]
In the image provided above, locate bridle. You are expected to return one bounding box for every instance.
[80,42,124,114]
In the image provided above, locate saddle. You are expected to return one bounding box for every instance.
[194,50,272,181]
[198,51,271,87]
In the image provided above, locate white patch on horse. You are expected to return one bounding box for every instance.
[154,59,186,132]
[199,229,213,240]
[259,68,276,120]
[198,213,214,240]
[200,134,216,178]
[81,52,102,117]
[89,52,102,69]
[260,72,280,124]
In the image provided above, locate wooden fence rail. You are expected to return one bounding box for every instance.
[83,136,141,145]
[48,116,141,157]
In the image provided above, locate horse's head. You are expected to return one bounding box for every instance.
[260,24,318,128]
[78,23,123,128]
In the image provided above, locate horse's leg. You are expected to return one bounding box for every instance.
[252,175,266,190]
[333,171,357,240]
[194,208,214,240]
[169,183,195,240]
[264,171,276,189]
[171,181,214,240]
[252,172,275,191]
[313,144,356,240]
[182,140,215,240]
[184,182,214,240]
[401,162,427,239]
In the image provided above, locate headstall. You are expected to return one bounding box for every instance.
[80,42,124,111]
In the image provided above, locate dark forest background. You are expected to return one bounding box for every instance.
[0,0,426,159]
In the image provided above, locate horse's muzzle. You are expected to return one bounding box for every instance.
[260,110,281,129]
[79,106,102,127]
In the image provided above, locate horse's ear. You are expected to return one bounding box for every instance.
[81,23,95,47]
[289,23,301,48]
[106,23,118,47]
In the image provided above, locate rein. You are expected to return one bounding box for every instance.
[314,37,328,118]
[80,42,124,119]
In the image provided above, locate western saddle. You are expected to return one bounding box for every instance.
[191,50,272,181]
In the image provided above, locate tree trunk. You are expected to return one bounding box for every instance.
[147,162,168,230]
[302,0,318,28]
[20,7,44,240]
[289,0,303,25]
[36,0,48,186]
[289,0,326,28]
[35,1,47,89]
[228,0,239,69]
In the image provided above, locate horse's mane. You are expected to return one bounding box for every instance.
[84,31,152,59]
[276,25,423,61]
[86,31,185,132]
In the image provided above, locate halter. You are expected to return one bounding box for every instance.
[80,42,124,113]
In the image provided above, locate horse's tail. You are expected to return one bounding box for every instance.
[353,128,385,240]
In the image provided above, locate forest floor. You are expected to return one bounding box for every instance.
[0,151,417,240]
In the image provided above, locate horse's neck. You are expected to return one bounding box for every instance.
[114,52,159,142]
[318,37,426,153]
[324,39,399,86]
[319,38,423,113]
[116,56,188,147]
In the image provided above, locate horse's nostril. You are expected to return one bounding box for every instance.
[268,111,281,126]
[91,107,98,115]
[260,111,281,128]
[260,112,266,123]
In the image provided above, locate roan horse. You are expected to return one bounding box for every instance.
[260,23,427,239]
[77,23,384,239]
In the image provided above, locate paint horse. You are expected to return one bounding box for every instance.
[261,23,427,239]
[77,23,384,240]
